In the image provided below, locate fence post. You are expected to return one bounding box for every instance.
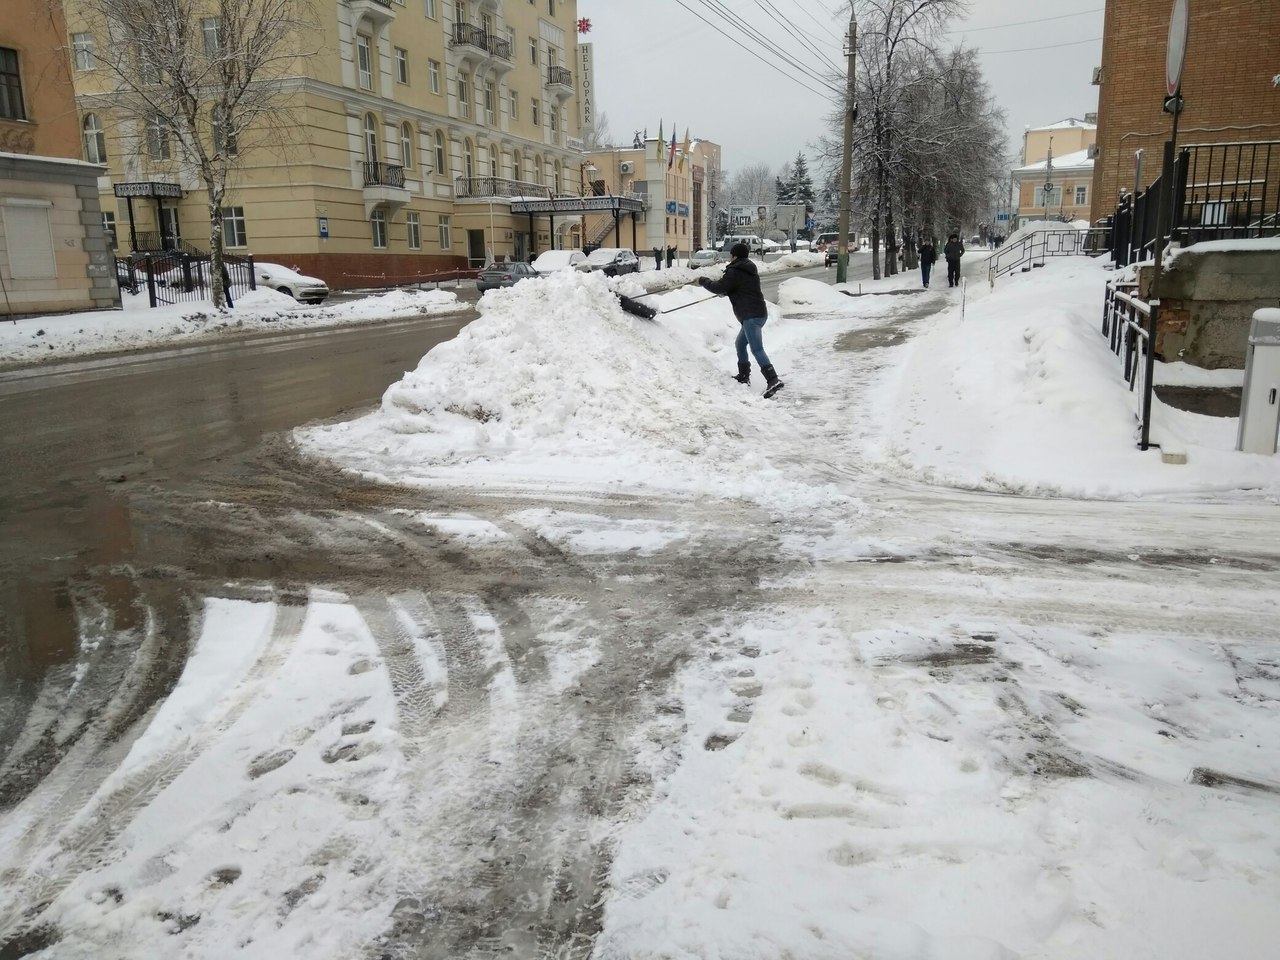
[145,256,157,308]
[248,255,256,290]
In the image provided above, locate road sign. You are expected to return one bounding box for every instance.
[1043,181,1054,193]
[709,200,716,209]
[1166,0,1190,96]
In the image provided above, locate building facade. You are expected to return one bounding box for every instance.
[1,0,117,317]
[1011,119,1096,230]
[1089,0,1280,224]
[65,0,588,289]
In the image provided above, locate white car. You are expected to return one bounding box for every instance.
[530,249,587,275]
[583,247,640,276]
[255,262,329,304]
[687,249,726,269]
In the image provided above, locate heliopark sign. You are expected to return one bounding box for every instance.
[578,43,595,138]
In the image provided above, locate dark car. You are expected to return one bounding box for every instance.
[476,261,539,292]
[583,247,640,276]
[824,246,839,267]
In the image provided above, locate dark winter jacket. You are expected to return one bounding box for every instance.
[943,238,965,261]
[918,243,937,265]
[699,257,768,322]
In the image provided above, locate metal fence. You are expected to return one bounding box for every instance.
[1109,140,1279,266]
[1101,279,1157,450]
[116,253,256,308]
[987,228,1110,283]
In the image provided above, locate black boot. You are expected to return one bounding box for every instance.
[732,361,751,384]
[761,364,784,398]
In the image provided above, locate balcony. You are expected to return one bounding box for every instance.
[450,23,513,74]
[454,176,552,201]
[344,0,395,27]
[362,161,409,217]
[546,65,573,102]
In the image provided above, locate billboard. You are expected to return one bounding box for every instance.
[577,43,595,135]
[729,205,756,227]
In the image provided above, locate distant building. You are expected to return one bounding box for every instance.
[1,0,118,317]
[1012,119,1097,229]
[1089,0,1280,224]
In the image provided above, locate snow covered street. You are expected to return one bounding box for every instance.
[1,257,1277,959]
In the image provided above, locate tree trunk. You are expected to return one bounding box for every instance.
[207,186,226,309]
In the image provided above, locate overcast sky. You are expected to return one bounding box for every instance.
[578,0,1104,177]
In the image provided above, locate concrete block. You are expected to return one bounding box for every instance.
[75,184,99,199]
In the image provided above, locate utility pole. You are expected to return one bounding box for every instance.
[836,10,857,284]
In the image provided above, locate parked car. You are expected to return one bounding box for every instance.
[255,262,329,304]
[530,249,587,275]
[583,247,640,276]
[476,260,539,292]
[687,249,725,269]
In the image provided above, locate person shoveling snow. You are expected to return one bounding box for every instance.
[697,242,786,398]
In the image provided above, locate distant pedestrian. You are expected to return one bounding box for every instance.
[943,233,965,287]
[653,247,662,269]
[918,238,937,288]
[666,245,676,268]
[697,241,785,398]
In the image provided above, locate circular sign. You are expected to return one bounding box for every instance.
[1043,181,1054,193]
[709,200,716,209]
[1166,0,1190,97]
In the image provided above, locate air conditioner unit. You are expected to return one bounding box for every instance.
[1091,66,1103,85]
[619,160,634,174]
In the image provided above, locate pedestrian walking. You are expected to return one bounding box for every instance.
[697,242,785,398]
[918,238,937,288]
[652,247,662,270]
[666,245,676,268]
[943,233,965,287]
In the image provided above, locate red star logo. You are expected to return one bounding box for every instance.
[577,17,592,33]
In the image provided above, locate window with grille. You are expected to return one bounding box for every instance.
[0,47,26,120]
[222,206,248,247]
[371,209,388,248]
[71,33,95,70]
[407,212,421,249]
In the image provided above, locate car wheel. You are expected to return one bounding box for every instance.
[279,286,293,299]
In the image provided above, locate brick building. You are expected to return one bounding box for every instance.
[1089,0,1280,224]
[1,0,117,317]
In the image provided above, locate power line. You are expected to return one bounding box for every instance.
[948,7,1104,34]
[978,36,1103,55]
[699,0,840,88]
[752,0,842,73]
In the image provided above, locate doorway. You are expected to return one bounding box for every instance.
[159,206,181,250]
[467,229,486,267]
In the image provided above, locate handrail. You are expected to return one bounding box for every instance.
[1101,279,1158,450]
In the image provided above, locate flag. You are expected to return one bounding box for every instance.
[656,120,663,161]
[678,128,691,172]
[667,127,677,170]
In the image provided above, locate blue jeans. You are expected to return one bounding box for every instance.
[921,261,932,286]
[736,316,771,368]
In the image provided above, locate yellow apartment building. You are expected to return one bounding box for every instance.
[1,0,118,317]
[1013,118,1097,229]
[64,0,590,289]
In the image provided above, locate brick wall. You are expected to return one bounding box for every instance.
[1090,0,1280,224]
[269,252,473,291]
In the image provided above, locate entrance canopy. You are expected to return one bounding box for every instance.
[509,195,645,216]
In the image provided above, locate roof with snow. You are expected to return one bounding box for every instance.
[1027,118,1097,132]
[1016,148,1094,173]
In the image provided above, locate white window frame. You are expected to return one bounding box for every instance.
[508,89,518,120]
[71,32,95,70]
[357,34,373,90]
[438,214,452,250]
[458,73,471,118]
[434,130,446,174]
[549,106,557,134]
[202,17,223,57]
[363,112,379,163]
[222,206,248,247]
[401,122,414,169]
[395,47,409,84]
[484,80,495,124]
[146,114,170,160]
[528,37,538,65]
[1074,185,1087,206]
[428,59,441,95]
[406,211,421,249]
[530,98,539,127]
[102,211,117,248]
[371,208,388,248]
[82,113,106,164]
[424,0,437,19]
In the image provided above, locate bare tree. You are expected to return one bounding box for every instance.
[724,162,776,208]
[64,0,316,307]
[582,110,614,150]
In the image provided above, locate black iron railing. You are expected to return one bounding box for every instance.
[363,161,405,188]
[454,176,551,199]
[122,252,255,308]
[1101,280,1157,450]
[486,34,512,61]
[546,65,572,88]
[1109,140,1279,266]
[451,22,486,52]
[986,228,1109,282]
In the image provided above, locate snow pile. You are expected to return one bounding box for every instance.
[0,286,468,365]
[301,270,843,511]
[880,257,1280,497]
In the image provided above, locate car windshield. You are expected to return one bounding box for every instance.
[532,251,579,270]
[586,249,622,264]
